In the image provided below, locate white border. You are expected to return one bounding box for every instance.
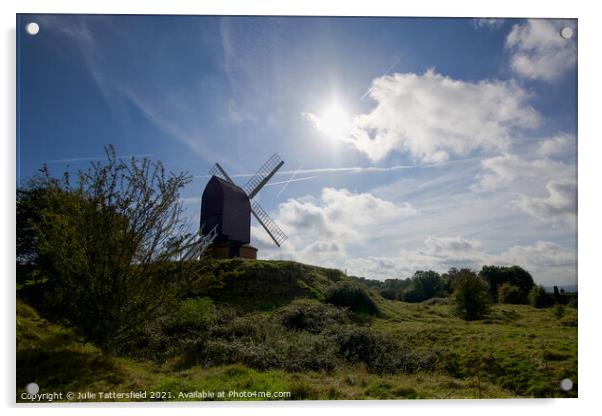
[3,1,601,415]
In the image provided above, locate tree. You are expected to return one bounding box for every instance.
[553,285,568,305]
[402,270,446,302]
[379,278,411,301]
[497,282,522,304]
[528,285,555,309]
[441,267,463,294]
[479,265,534,304]
[453,269,491,320]
[16,146,193,353]
[325,282,378,315]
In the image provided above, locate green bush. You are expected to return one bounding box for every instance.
[553,304,566,319]
[174,309,338,373]
[119,300,234,362]
[401,270,447,302]
[528,285,554,308]
[325,282,378,315]
[498,283,522,304]
[16,147,192,353]
[279,300,349,333]
[453,270,491,320]
[332,326,436,374]
[479,265,534,304]
[170,297,215,332]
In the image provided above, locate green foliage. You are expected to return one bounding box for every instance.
[333,326,437,374]
[401,270,447,303]
[179,259,349,311]
[279,300,349,333]
[497,283,522,304]
[479,265,535,304]
[17,295,577,400]
[325,282,378,315]
[553,304,566,319]
[453,270,491,320]
[16,146,192,353]
[528,285,555,308]
[378,278,411,300]
[172,297,215,331]
[180,312,338,373]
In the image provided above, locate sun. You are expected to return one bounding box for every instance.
[315,103,351,141]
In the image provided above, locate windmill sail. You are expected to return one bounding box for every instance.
[209,163,234,183]
[243,153,284,199]
[251,200,287,247]
[181,224,219,260]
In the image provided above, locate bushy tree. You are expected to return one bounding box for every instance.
[553,286,569,305]
[479,265,534,304]
[325,282,378,315]
[16,146,192,353]
[453,269,491,320]
[528,285,555,308]
[379,278,411,300]
[402,270,446,302]
[441,267,465,294]
[497,282,522,304]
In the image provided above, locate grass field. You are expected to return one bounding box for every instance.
[16,259,577,401]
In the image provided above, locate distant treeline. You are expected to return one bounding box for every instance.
[350,266,577,308]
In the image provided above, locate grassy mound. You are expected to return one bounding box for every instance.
[16,258,578,401]
[182,259,377,312]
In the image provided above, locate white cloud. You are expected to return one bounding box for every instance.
[251,185,575,285]
[515,180,577,224]
[346,69,539,163]
[536,133,574,157]
[252,188,417,266]
[475,153,570,190]
[506,19,576,82]
[300,240,347,264]
[275,187,417,244]
[472,18,505,30]
[500,240,575,269]
[345,237,575,285]
[423,236,483,257]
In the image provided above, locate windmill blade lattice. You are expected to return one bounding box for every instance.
[209,163,233,183]
[243,153,284,199]
[251,200,287,247]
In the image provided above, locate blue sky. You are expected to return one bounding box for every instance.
[17,15,577,285]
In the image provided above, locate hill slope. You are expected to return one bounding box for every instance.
[184,258,374,311]
[16,258,578,401]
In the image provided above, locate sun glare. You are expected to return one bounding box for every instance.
[316,104,351,140]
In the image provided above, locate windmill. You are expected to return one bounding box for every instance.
[182,154,287,260]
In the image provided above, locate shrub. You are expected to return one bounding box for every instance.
[16,146,192,353]
[453,270,491,320]
[401,270,446,302]
[279,300,349,333]
[479,265,534,304]
[553,304,566,319]
[332,326,436,374]
[497,283,522,304]
[325,282,378,315]
[169,297,215,333]
[180,317,337,373]
[529,285,554,308]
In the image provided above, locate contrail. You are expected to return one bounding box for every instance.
[275,165,303,197]
[194,158,477,180]
[197,162,435,179]
[360,56,401,102]
[265,175,318,187]
[46,154,153,164]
